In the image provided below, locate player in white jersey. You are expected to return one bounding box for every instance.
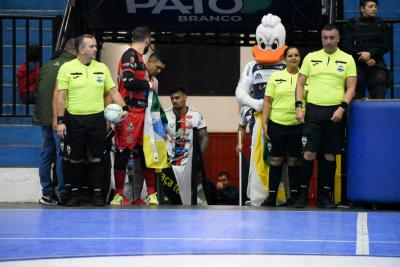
[165,87,208,205]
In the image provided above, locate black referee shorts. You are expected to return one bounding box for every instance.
[302,103,344,155]
[61,111,107,161]
[266,120,302,158]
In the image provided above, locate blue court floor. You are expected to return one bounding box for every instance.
[0,206,400,262]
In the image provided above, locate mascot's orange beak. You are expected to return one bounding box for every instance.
[252,45,288,64]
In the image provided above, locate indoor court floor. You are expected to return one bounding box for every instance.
[0,205,399,266]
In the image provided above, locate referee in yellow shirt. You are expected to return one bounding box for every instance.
[294,24,357,208]
[261,47,303,207]
[56,34,128,206]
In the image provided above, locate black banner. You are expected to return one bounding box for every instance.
[79,0,322,32]
[159,167,183,205]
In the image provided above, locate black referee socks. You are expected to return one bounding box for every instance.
[88,161,105,191]
[300,158,314,191]
[288,165,300,195]
[319,158,336,196]
[268,165,283,195]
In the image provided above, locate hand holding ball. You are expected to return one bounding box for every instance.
[104,104,124,123]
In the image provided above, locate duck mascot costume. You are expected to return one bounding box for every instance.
[235,14,287,206]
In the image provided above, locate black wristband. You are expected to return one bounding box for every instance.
[295,101,303,108]
[122,105,129,112]
[340,101,349,111]
[57,116,65,125]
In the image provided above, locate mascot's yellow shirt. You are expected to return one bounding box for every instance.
[57,59,115,115]
[265,69,301,126]
[300,48,356,106]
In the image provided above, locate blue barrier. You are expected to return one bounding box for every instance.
[347,100,400,203]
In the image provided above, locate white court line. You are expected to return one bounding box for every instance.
[1,208,400,215]
[1,236,397,245]
[0,236,398,244]
[356,212,370,255]
[0,237,354,243]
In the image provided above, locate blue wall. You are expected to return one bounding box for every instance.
[0,0,66,15]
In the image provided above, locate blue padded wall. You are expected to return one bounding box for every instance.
[347,101,400,203]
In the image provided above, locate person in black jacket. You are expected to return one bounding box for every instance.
[216,171,239,205]
[342,0,391,99]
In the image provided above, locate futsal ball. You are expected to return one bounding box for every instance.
[104,104,123,123]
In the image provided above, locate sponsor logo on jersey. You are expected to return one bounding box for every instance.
[127,122,134,131]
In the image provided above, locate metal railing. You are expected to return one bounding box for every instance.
[0,14,61,118]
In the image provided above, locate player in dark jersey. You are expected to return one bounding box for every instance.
[111,26,157,206]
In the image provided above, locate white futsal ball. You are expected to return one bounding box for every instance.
[104,104,123,123]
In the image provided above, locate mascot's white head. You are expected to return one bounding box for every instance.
[253,13,287,64]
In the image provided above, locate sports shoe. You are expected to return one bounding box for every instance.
[93,191,106,207]
[318,196,336,209]
[110,193,130,206]
[261,194,276,207]
[294,193,307,208]
[146,192,159,205]
[66,190,81,207]
[131,199,146,206]
[39,196,58,206]
[110,193,123,206]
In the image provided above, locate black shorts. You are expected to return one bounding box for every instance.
[266,120,302,158]
[302,103,344,154]
[61,111,107,161]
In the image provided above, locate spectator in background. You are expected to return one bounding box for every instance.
[17,44,40,104]
[33,38,76,205]
[342,0,391,99]
[216,171,239,205]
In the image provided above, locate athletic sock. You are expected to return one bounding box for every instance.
[88,161,104,191]
[114,170,126,196]
[288,165,300,196]
[68,162,83,190]
[320,158,336,197]
[132,160,144,201]
[300,158,314,193]
[268,165,282,197]
[62,159,70,188]
[143,168,155,195]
